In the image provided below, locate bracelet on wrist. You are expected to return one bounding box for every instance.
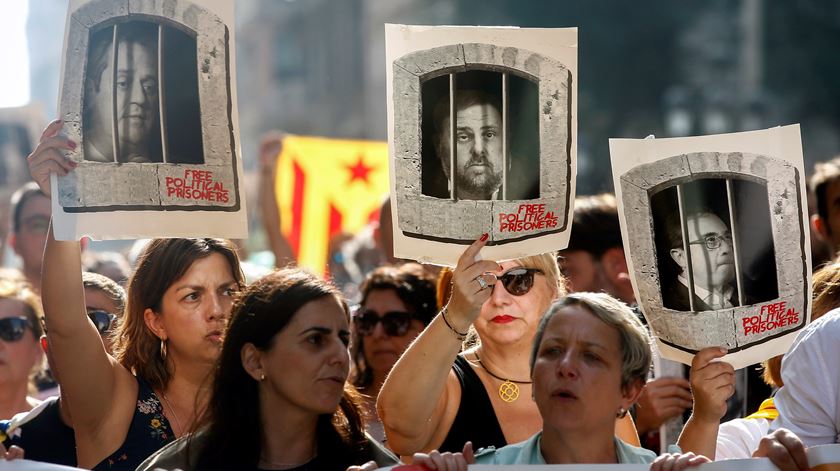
[441,306,468,341]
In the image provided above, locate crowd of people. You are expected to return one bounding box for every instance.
[1,119,840,471]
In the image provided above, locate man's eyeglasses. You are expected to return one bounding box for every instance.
[88,310,117,336]
[0,317,32,342]
[689,233,733,250]
[353,308,415,337]
[490,267,543,297]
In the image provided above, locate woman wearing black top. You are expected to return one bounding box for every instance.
[378,237,641,456]
[138,268,398,470]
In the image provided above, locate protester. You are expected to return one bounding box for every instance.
[0,277,43,420]
[137,268,398,470]
[398,293,729,467]
[27,119,246,470]
[810,156,840,258]
[1,271,125,467]
[378,236,641,456]
[7,182,50,294]
[352,263,437,441]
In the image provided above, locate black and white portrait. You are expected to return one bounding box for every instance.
[652,178,778,313]
[387,25,577,266]
[612,127,811,369]
[53,0,246,240]
[82,20,202,164]
[421,70,539,201]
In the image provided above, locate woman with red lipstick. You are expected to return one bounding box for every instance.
[379,236,644,456]
[136,268,399,470]
[27,120,245,471]
[352,264,437,442]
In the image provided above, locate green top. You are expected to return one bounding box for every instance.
[474,432,675,465]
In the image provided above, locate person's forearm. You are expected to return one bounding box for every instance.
[377,313,464,454]
[42,222,87,338]
[677,414,719,459]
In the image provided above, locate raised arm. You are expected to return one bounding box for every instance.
[677,347,735,459]
[29,120,133,434]
[377,235,499,455]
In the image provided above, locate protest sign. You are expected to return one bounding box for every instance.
[610,125,811,369]
[386,24,577,265]
[52,0,246,239]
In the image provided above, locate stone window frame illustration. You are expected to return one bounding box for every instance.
[620,152,808,354]
[57,0,240,213]
[393,43,572,245]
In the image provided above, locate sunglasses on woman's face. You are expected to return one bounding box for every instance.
[353,308,414,337]
[0,317,31,342]
[87,310,117,336]
[493,267,543,297]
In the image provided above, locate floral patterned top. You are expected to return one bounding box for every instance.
[92,376,175,471]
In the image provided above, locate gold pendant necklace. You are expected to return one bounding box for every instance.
[474,351,531,403]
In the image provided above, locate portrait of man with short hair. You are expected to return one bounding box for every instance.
[420,70,540,202]
[84,22,162,163]
[663,209,737,311]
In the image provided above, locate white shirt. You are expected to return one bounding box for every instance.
[716,417,771,459]
[770,309,840,446]
[677,275,734,309]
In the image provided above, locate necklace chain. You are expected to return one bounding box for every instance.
[473,351,532,384]
[158,390,183,435]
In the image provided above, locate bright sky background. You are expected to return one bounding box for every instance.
[0,1,30,107]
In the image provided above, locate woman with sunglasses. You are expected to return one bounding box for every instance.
[0,271,125,468]
[137,268,398,470]
[27,120,245,470]
[0,277,44,420]
[379,236,644,456]
[352,263,437,442]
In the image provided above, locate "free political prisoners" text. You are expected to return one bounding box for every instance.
[165,169,230,203]
[742,301,800,336]
[498,204,558,232]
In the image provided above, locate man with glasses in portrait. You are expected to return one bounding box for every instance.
[662,209,737,311]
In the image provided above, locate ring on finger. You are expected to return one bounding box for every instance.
[476,275,488,290]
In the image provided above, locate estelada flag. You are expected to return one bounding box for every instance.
[275,135,389,275]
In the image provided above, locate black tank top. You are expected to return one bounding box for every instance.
[438,355,506,453]
[92,376,175,471]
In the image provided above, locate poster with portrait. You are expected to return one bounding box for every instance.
[52,0,246,240]
[610,125,811,369]
[386,24,577,266]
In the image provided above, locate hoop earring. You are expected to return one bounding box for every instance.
[160,339,168,361]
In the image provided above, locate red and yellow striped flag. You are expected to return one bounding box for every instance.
[275,135,389,275]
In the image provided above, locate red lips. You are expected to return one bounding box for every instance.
[491,315,515,324]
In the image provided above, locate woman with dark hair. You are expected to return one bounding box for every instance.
[352,263,437,441]
[27,120,245,470]
[137,268,399,470]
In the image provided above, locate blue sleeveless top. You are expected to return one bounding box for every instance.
[92,376,175,471]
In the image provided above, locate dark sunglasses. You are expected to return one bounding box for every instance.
[492,267,543,296]
[88,310,117,336]
[0,317,32,342]
[353,308,414,337]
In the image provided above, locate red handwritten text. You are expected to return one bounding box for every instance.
[165,169,230,203]
[742,301,800,336]
[498,204,558,233]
